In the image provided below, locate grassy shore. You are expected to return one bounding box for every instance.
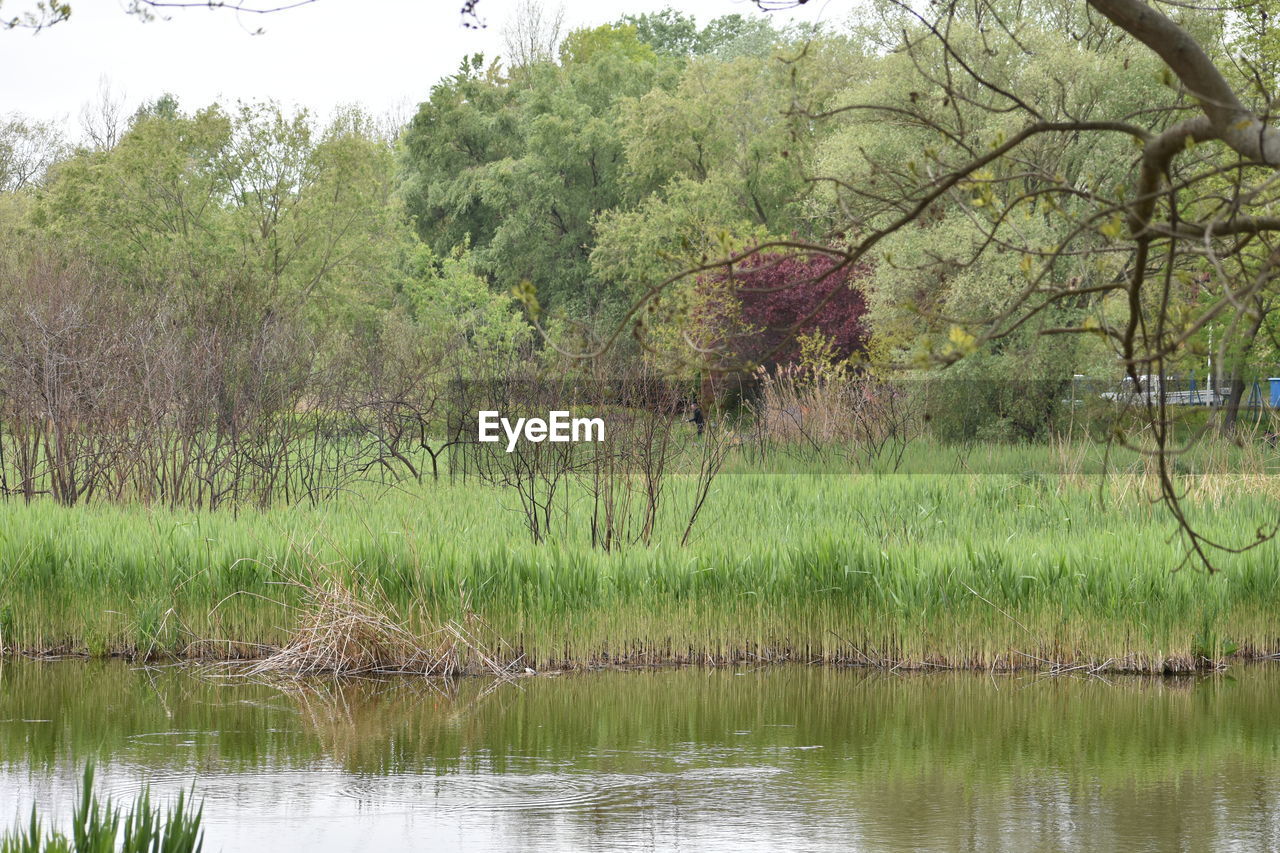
[2,440,1279,673]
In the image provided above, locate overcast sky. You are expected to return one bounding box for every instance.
[2,0,841,132]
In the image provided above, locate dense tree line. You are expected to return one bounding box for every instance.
[0,0,1276,509]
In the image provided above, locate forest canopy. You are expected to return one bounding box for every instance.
[2,1,1277,432]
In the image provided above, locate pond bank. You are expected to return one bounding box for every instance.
[3,470,1277,676]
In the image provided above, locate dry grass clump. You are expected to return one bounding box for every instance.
[242,578,514,679]
[755,366,856,444]
[752,365,916,452]
[1048,431,1280,504]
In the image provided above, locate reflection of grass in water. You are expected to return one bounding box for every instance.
[1,442,1279,669]
[3,659,1280,791]
[268,675,479,773]
[7,663,1272,852]
[1,762,202,853]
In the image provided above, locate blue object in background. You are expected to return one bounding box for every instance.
[1269,377,1280,408]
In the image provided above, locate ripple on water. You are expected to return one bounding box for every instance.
[338,770,655,815]
[90,767,339,812]
[333,760,794,818]
[124,730,216,748]
[41,767,201,806]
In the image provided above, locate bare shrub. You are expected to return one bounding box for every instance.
[0,249,456,510]
[462,362,590,542]
[578,366,685,549]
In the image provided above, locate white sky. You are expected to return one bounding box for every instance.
[2,0,842,131]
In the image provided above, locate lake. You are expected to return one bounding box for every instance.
[0,659,1276,851]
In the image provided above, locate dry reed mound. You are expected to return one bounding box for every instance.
[242,579,515,679]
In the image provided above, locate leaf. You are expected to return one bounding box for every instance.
[510,279,541,318]
[947,325,978,356]
[1099,214,1126,241]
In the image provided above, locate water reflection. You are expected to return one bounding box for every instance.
[0,661,1277,851]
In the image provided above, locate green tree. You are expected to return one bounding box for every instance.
[36,100,409,335]
[617,52,813,228]
[400,26,669,317]
[400,243,531,357]
[621,9,791,60]
[0,114,65,192]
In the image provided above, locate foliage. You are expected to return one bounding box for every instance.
[620,9,788,59]
[589,177,769,355]
[400,243,531,357]
[0,114,65,192]
[399,34,665,317]
[697,252,872,369]
[27,99,409,361]
[399,12,829,324]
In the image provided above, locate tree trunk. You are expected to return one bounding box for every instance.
[1221,301,1266,435]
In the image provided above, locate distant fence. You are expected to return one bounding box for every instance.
[1072,374,1268,409]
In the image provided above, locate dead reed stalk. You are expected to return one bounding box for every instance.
[240,578,516,679]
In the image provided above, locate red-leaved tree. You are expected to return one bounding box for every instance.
[697,253,872,370]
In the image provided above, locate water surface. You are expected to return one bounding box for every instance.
[1,660,1278,851]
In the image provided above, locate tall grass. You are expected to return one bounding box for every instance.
[1,440,1278,672]
[1,763,202,853]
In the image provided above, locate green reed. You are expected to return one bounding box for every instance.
[1,763,202,853]
[1,440,1278,670]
